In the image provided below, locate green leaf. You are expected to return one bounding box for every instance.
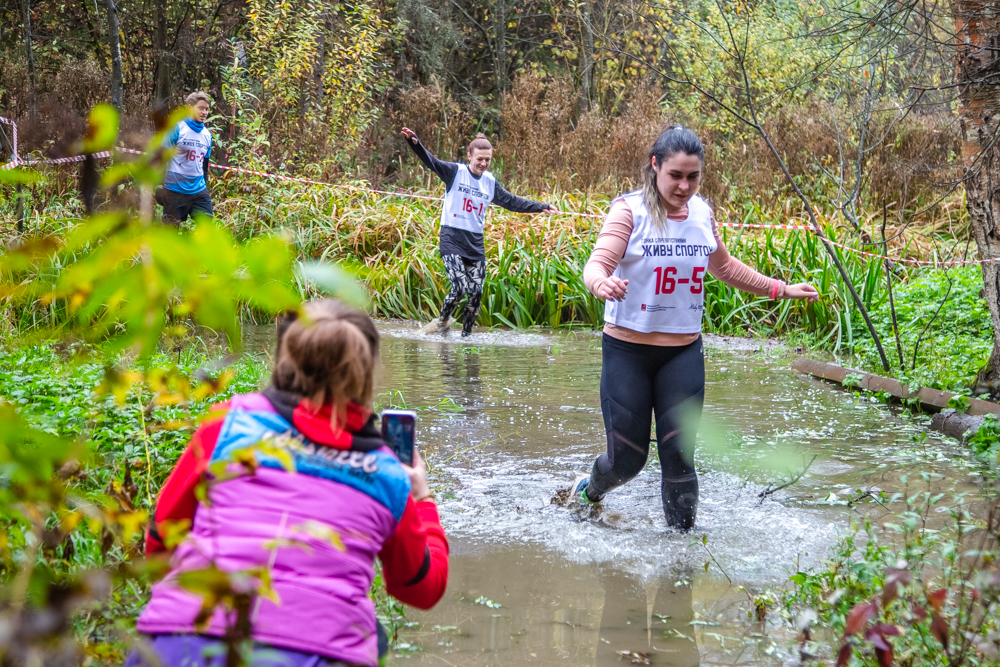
[99,162,137,189]
[83,104,120,153]
[64,213,130,252]
[0,403,81,488]
[0,168,43,185]
[298,260,368,307]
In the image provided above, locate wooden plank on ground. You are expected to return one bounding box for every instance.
[969,397,1000,416]
[915,387,951,411]
[792,358,851,383]
[793,356,1000,416]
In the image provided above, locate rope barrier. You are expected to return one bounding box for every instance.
[822,237,992,267]
[0,117,989,268]
[717,221,813,231]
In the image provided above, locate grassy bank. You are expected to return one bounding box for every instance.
[0,343,269,662]
[210,178,892,342]
[847,265,991,393]
[779,482,999,667]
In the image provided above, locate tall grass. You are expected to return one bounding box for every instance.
[0,168,968,355]
[206,177,905,350]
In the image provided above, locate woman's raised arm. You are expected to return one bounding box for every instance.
[401,127,460,191]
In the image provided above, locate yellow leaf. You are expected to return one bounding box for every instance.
[115,510,149,540]
[294,520,347,551]
[159,518,193,548]
[255,439,299,473]
[60,511,83,533]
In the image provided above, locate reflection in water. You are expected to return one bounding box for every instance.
[596,567,699,667]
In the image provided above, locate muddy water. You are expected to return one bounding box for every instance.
[368,323,982,667]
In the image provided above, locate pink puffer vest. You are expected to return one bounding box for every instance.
[137,393,411,666]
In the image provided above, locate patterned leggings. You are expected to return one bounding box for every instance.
[440,254,486,334]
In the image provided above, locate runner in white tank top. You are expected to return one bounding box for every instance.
[401,128,557,336]
[569,127,820,531]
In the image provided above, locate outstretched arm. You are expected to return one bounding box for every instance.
[708,217,818,301]
[401,127,459,191]
[493,183,556,214]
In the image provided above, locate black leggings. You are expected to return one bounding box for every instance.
[588,334,705,529]
[440,254,486,334]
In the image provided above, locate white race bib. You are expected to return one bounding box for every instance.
[441,164,496,233]
[166,122,212,180]
[604,192,718,334]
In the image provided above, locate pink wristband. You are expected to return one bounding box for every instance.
[770,280,780,300]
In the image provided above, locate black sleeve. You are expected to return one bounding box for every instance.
[406,139,459,191]
[492,182,549,213]
[203,156,210,182]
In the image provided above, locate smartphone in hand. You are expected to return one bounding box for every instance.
[381,410,417,465]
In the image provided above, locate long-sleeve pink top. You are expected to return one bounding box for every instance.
[584,199,786,346]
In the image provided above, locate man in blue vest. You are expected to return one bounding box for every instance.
[156,91,214,224]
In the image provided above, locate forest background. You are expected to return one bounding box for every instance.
[2,0,1000,665]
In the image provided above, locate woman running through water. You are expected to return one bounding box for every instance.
[572,126,819,530]
[401,128,558,336]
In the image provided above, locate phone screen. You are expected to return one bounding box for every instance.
[381,410,417,465]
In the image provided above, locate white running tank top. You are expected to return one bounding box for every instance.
[441,164,496,234]
[604,191,718,334]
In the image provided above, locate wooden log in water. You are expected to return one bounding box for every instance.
[792,358,1000,440]
[930,411,986,442]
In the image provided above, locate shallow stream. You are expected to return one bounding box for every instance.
[363,323,982,666]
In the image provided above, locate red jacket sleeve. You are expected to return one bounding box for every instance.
[144,414,226,554]
[379,498,449,609]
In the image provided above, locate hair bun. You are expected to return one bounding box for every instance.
[468,133,494,153]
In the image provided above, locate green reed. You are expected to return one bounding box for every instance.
[0,171,944,354]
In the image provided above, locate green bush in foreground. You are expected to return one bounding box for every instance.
[783,477,999,667]
[0,105,376,666]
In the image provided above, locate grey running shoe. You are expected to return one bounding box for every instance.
[419,317,454,334]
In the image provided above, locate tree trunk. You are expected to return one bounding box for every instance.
[298,12,327,122]
[153,0,170,107]
[577,0,595,115]
[493,0,509,94]
[106,0,123,112]
[955,0,1000,395]
[22,0,37,122]
[312,16,327,111]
